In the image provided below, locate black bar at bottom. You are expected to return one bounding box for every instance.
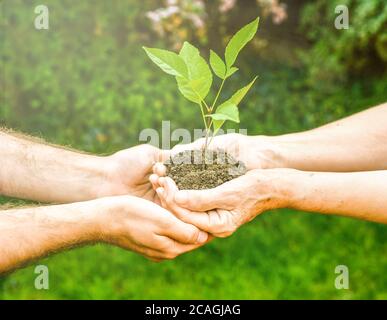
[0,300,383,319]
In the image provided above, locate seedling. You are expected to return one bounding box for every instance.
[143,17,259,151]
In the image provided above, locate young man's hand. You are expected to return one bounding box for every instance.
[99,144,169,204]
[96,195,209,261]
[0,195,210,273]
[0,131,171,204]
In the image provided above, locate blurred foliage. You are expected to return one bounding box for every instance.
[145,0,287,49]
[300,0,387,90]
[0,0,386,299]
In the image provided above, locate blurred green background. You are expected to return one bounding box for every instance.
[0,0,386,299]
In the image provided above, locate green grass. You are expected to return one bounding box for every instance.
[1,208,386,299]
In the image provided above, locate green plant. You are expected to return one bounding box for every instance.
[143,17,259,150]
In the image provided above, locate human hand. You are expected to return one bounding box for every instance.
[99,144,169,204]
[152,169,291,237]
[169,133,283,170]
[95,195,209,261]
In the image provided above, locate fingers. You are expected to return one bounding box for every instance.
[149,173,160,191]
[157,178,239,238]
[131,237,206,262]
[153,162,167,176]
[157,176,223,212]
[173,187,223,212]
[156,235,209,260]
[137,248,165,262]
[126,218,208,261]
[161,214,209,245]
[207,209,238,238]
[149,163,167,191]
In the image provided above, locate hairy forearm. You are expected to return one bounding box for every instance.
[0,132,115,203]
[258,103,387,172]
[277,169,387,224]
[0,201,102,274]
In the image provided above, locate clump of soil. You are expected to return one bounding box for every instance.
[164,149,246,190]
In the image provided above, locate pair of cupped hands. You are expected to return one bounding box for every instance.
[105,134,282,262]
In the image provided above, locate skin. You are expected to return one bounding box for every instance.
[0,130,209,273]
[1,102,386,271]
[151,103,387,236]
[0,196,208,274]
[167,103,387,172]
[0,131,170,203]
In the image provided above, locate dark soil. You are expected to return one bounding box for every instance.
[164,149,247,190]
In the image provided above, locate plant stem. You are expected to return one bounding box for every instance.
[205,77,226,149]
[199,101,208,132]
[208,133,215,147]
[211,78,226,112]
[204,115,211,152]
[201,99,211,112]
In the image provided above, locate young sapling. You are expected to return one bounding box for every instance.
[143,17,260,189]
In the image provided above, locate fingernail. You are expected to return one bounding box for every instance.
[175,191,188,204]
[197,231,208,244]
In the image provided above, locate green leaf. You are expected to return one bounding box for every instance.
[176,41,212,103]
[210,76,257,133]
[229,76,258,105]
[208,102,239,133]
[225,66,239,78]
[208,102,239,122]
[225,17,259,68]
[176,77,208,104]
[143,47,188,77]
[209,50,226,79]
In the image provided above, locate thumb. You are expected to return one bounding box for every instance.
[174,188,223,211]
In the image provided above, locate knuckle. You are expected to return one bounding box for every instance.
[185,228,200,244]
[159,217,173,230]
[155,237,171,251]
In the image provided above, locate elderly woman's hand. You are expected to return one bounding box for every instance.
[151,168,292,237]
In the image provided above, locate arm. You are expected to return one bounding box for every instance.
[264,102,387,172]
[0,196,208,274]
[173,102,387,172]
[152,169,387,238]
[0,130,168,203]
[286,170,387,223]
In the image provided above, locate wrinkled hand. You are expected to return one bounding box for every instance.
[101,144,169,204]
[170,133,282,170]
[97,195,209,261]
[151,168,289,238]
